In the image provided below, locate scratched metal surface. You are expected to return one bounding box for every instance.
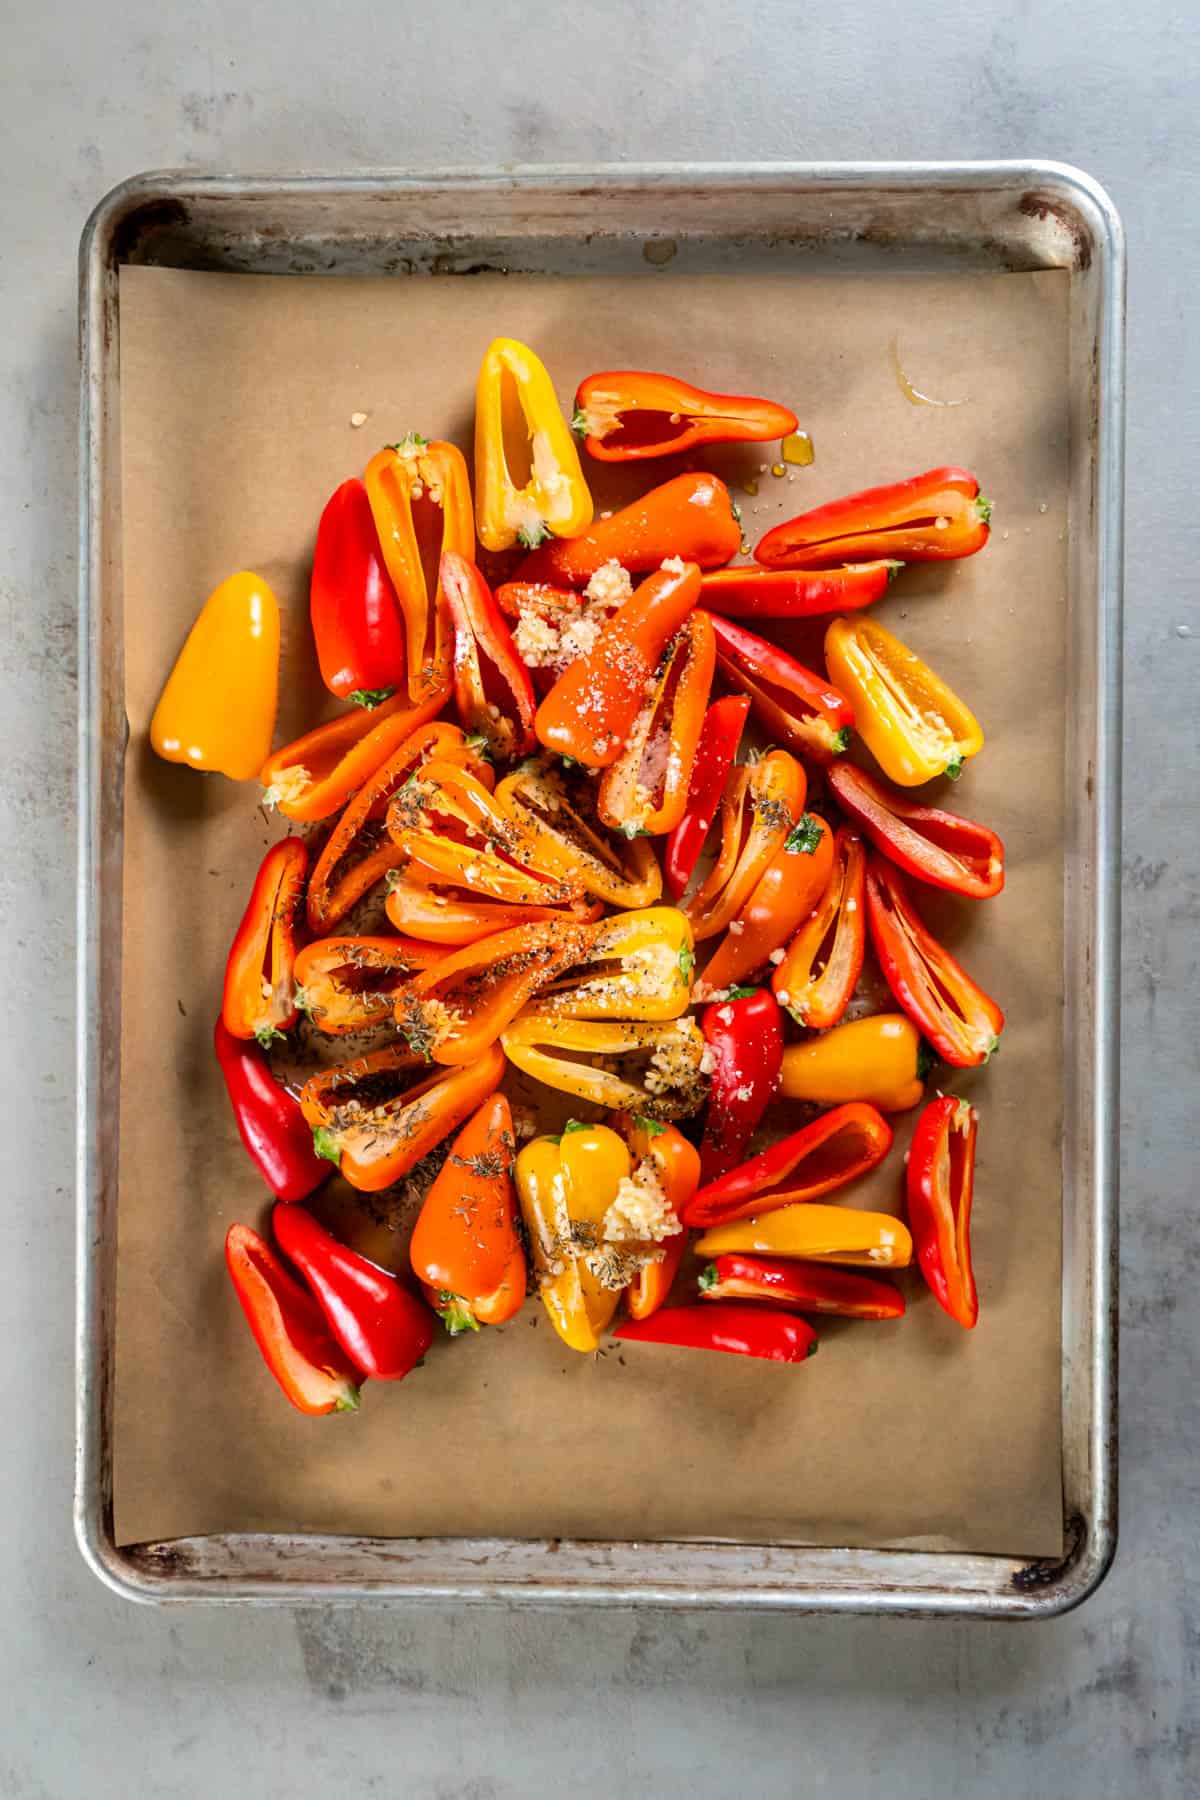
[4,0,1197,1793]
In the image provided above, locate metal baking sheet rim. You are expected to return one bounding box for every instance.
[76,162,1124,1614]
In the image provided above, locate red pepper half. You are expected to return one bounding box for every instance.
[272,1202,434,1381]
[906,1096,979,1328]
[865,855,1004,1067]
[214,1017,331,1203]
[664,695,750,900]
[710,614,853,763]
[827,760,1005,899]
[698,988,783,1184]
[573,369,798,462]
[310,477,407,703]
[440,550,536,761]
[225,1224,360,1415]
[698,562,899,619]
[682,1101,894,1230]
[755,467,991,569]
[221,838,308,1045]
[698,1253,905,1320]
[615,1302,817,1364]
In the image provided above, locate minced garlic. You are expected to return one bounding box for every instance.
[602,1160,681,1244]
[584,559,633,608]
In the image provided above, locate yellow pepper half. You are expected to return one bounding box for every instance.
[150,571,280,781]
[696,1203,913,1269]
[535,906,694,1021]
[474,337,593,551]
[502,1014,709,1121]
[779,1014,927,1113]
[824,616,983,786]
[496,761,664,908]
[515,1126,632,1351]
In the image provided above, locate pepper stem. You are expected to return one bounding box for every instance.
[437,1293,481,1336]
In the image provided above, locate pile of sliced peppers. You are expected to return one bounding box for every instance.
[159,337,1008,1416]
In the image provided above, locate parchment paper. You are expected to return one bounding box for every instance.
[115,262,1068,1555]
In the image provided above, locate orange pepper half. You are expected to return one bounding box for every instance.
[495,762,664,909]
[306,722,485,935]
[392,918,598,1065]
[684,749,807,941]
[596,608,716,837]
[535,559,702,768]
[221,838,307,1044]
[384,864,602,947]
[388,761,587,907]
[259,689,449,822]
[300,1042,505,1193]
[294,935,443,1035]
[771,825,866,1029]
[410,1093,527,1331]
[700,811,834,992]
[365,436,475,703]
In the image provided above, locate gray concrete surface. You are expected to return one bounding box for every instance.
[2,1,1197,1793]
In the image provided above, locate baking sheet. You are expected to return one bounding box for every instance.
[115,262,1068,1556]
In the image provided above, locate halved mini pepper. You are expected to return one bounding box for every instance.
[682,1101,894,1230]
[824,617,982,785]
[310,479,407,704]
[514,473,741,587]
[780,1013,927,1113]
[392,918,598,1064]
[771,825,866,1028]
[696,1203,913,1269]
[535,559,702,767]
[684,750,807,941]
[664,694,751,901]
[614,1303,818,1363]
[711,614,853,763]
[151,571,280,780]
[440,550,536,761]
[755,467,991,568]
[699,811,834,992]
[573,369,798,461]
[260,689,449,821]
[534,906,694,1021]
[698,1254,905,1321]
[225,1224,361,1415]
[495,761,664,908]
[698,562,899,619]
[515,1126,636,1351]
[698,988,784,1185]
[610,1113,701,1321]
[502,1015,709,1121]
[384,864,602,947]
[306,722,483,934]
[906,1095,980,1329]
[388,761,586,907]
[294,935,443,1035]
[827,760,1004,898]
[865,856,1004,1067]
[299,1041,505,1192]
[364,436,475,701]
[221,838,307,1044]
[273,1203,434,1381]
[410,1093,526,1333]
[474,337,593,552]
[214,1018,331,1203]
[596,608,716,836]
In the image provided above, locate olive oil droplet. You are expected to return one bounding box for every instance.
[781,432,814,467]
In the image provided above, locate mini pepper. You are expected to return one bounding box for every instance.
[573,369,798,461]
[825,617,982,785]
[151,571,280,780]
[410,1093,526,1333]
[364,437,476,701]
[755,466,991,568]
[906,1095,980,1329]
[474,337,592,551]
[221,838,307,1045]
